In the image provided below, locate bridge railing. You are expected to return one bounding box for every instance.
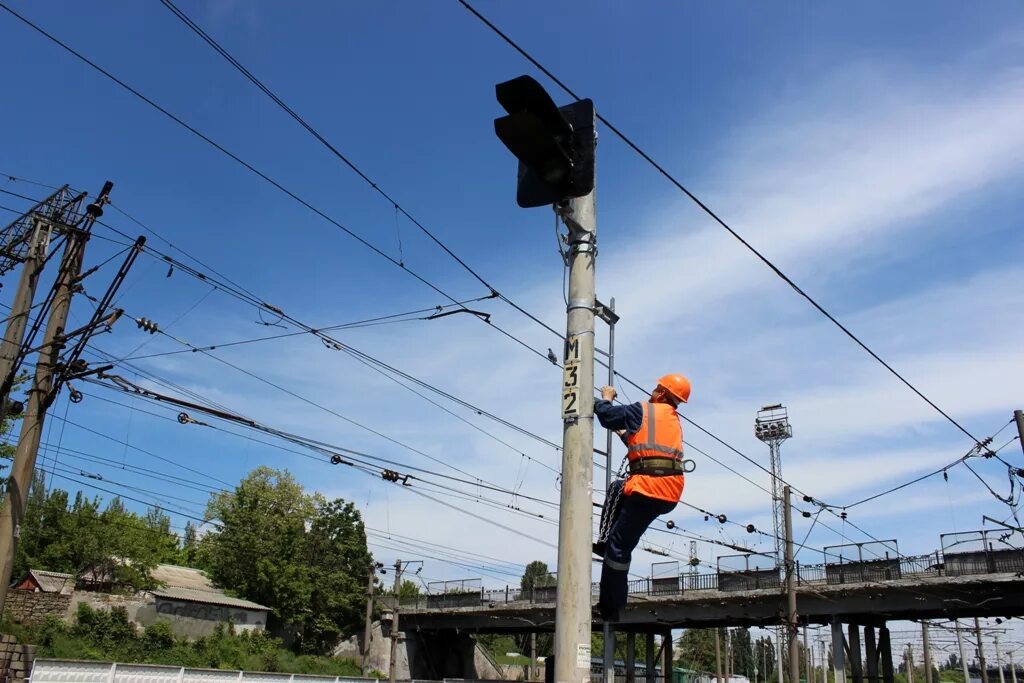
[403,529,1020,610]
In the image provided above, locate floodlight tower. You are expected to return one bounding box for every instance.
[755,404,793,565]
[755,404,793,683]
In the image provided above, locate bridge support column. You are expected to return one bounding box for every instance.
[865,626,878,683]
[664,629,673,683]
[647,632,656,683]
[879,626,894,683]
[626,633,636,683]
[849,624,863,683]
[832,622,847,683]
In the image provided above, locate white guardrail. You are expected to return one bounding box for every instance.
[28,659,377,683]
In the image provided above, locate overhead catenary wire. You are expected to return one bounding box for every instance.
[456,0,987,451]
[0,5,559,365]
[0,7,978,559]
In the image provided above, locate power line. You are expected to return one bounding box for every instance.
[456,0,986,450]
[0,5,558,366]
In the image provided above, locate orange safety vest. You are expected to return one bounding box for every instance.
[623,402,685,503]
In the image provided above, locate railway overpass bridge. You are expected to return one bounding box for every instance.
[393,530,1024,679]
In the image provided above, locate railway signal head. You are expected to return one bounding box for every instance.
[493,75,595,208]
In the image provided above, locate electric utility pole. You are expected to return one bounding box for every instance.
[0,185,86,411]
[363,561,382,674]
[784,486,800,683]
[922,622,933,683]
[977,618,990,683]
[494,75,596,683]
[0,182,112,614]
[0,219,49,408]
[389,560,403,683]
[955,621,970,683]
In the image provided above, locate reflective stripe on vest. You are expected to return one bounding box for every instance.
[626,402,684,460]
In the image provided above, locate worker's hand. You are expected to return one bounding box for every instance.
[600,385,617,401]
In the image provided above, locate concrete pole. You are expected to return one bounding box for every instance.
[531,633,538,681]
[995,636,1005,683]
[805,626,812,683]
[0,190,100,613]
[832,622,847,683]
[955,621,970,683]
[784,486,800,683]
[0,218,50,408]
[604,298,616,683]
[726,629,732,681]
[716,629,725,683]
[922,622,933,683]
[774,630,782,683]
[908,645,915,683]
[1009,649,1017,683]
[554,180,597,683]
[976,618,989,683]
[1014,411,1024,458]
[389,560,402,683]
[362,564,376,673]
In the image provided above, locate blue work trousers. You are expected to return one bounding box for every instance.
[599,482,676,620]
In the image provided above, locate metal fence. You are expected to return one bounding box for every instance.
[403,529,1020,610]
[941,530,1024,576]
[28,660,375,683]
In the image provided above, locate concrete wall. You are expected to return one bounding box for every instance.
[152,598,266,637]
[333,623,507,679]
[3,591,72,624]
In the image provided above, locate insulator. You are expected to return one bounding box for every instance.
[330,455,343,465]
[68,390,83,404]
[716,514,727,524]
[840,511,848,520]
[177,412,190,424]
[381,469,400,482]
[666,520,675,529]
[746,524,755,534]
[802,495,813,503]
[802,511,812,518]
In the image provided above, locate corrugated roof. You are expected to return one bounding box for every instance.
[29,570,75,594]
[150,564,217,591]
[150,586,268,611]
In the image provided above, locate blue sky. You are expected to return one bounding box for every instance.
[2,0,1024,622]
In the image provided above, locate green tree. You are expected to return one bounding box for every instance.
[755,635,778,683]
[201,467,316,630]
[396,580,421,600]
[520,560,553,594]
[301,498,373,653]
[730,627,755,678]
[180,522,199,567]
[199,467,372,654]
[14,482,182,591]
[677,628,718,672]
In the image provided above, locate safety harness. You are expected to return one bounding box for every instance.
[626,403,688,476]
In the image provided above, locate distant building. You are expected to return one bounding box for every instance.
[13,570,75,595]
[144,564,269,637]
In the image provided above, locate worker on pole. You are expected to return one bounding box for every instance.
[593,374,691,622]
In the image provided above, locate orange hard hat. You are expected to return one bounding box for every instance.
[657,374,691,404]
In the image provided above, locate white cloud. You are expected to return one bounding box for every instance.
[83,40,1024,586]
